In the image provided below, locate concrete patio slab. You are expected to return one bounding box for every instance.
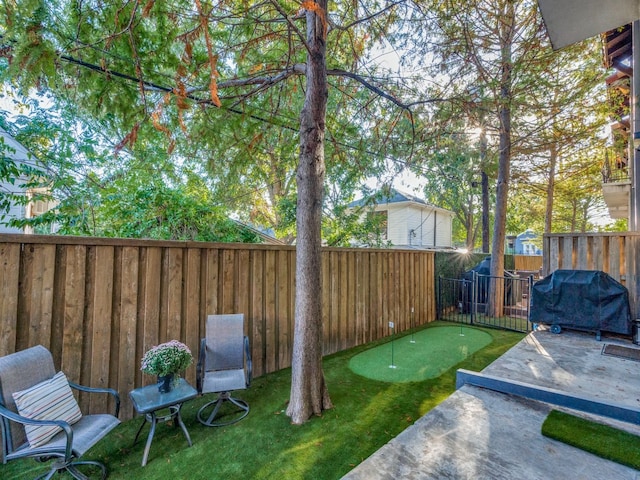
[342,328,640,480]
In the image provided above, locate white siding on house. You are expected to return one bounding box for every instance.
[0,127,46,234]
[350,189,454,249]
[385,204,407,245]
[375,203,453,248]
[0,203,25,233]
[434,210,453,247]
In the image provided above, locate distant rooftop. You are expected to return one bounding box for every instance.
[0,126,31,162]
[348,188,438,209]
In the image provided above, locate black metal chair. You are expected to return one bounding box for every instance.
[196,314,252,426]
[0,345,120,479]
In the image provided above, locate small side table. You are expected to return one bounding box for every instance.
[129,378,198,466]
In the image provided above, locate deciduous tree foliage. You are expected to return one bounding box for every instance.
[0,92,260,241]
[405,0,607,312]
[0,0,420,423]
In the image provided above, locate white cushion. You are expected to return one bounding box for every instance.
[12,371,83,448]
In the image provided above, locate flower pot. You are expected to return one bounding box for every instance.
[157,373,175,393]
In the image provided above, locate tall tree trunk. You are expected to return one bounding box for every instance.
[287,2,333,425]
[466,209,475,251]
[488,0,514,318]
[544,144,557,233]
[481,168,490,253]
[479,113,490,253]
[580,204,588,232]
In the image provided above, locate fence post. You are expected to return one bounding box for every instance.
[471,270,477,325]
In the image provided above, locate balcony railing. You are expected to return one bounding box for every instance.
[602,167,630,183]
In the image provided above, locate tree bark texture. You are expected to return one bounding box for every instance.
[488,0,514,318]
[287,1,333,425]
[479,113,489,253]
[544,144,557,233]
[481,171,490,253]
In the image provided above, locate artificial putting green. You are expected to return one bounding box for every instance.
[349,325,493,382]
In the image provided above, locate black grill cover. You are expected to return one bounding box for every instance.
[462,257,492,306]
[462,257,515,309]
[530,270,630,334]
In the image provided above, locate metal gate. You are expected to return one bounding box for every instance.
[437,272,533,333]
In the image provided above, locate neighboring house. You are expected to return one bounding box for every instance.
[0,127,57,234]
[348,189,454,249]
[232,220,285,245]
[514,229,541,255]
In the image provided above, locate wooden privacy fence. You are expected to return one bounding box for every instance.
[543,232,640,318]
[0,234,436,420]
[513,255,542,273]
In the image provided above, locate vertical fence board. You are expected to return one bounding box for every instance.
[624,235,633,290]
[402,253,409,331]
[49,246,66,366]
[138,247,161,387]
[184,248,201,385]
[203,249,219,316]
[251,250,265,378]
[22,245,56,349]
[277,250,291,370]
[408,254,416,329]
[577,236,588,269]
[592,237,604,272]
[221,249,236,314]
[355,252,365,346]
[264,250,277,374]
[379,252,386,339]
[390,252,397,331]
[17,245,34,352]
[609,236,621,281]
[329,251,339,354]
[0,243,20,356]
[61,245,86,382]
[367,253,377,343]
[562,237,574,269]
[548,238,559,275]
[321,251,330,354]
[87,246,114,413]
[116,247,139,417]
[289,250,296,353]
[163,248,183,342]
[338,252,348,351]
[346,252,356,348]
[236,250,250,320]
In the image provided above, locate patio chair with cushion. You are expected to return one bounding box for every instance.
[196,314,252,426]
[0,345,120,479]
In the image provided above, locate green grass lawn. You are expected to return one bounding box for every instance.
[0,321,524,480]
[542,410,640,470]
